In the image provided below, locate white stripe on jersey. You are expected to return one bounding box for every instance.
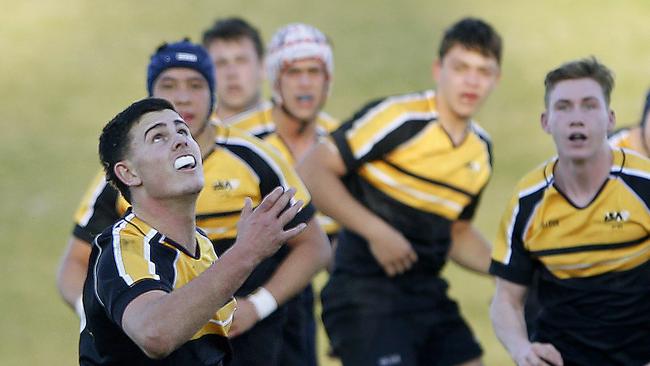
[143,230,160,281]
[113,213,135,286]
[79,178,108,227]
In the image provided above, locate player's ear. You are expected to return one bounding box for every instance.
[114,161,142,187]
[607,109,616,133]
[540,112,551,134]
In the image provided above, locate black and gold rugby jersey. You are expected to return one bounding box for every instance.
[331,90,492,276]
[225,100,340,139]
[80,211,236,365]
[490,148,650,360]
[264,132,341,237]
[73,125,314,296]
[197,125,314,295]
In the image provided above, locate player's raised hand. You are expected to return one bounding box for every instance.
[366,223,418,277]
[514,342,563,366]
[235,187,306,262]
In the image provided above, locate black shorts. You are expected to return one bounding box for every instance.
[279,285,317,366]
[321,273,482,366]
[229,305,287,366]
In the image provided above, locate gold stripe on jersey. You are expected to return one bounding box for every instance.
[196,125,312,243]
[492,149,650,280]
[227,100,340,138]
[115,213,236,337]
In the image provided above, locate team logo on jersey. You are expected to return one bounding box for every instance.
[466,161,481,172]
[212,179,240,191]
[604,210,629,223]
[542,219,559,228]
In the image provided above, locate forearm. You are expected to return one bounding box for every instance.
[123,244,260,358]
[298,146,390,241]
[449,221,491,274]
[490,283,531,359]
[56,237,91,310]
[263,219,331,305]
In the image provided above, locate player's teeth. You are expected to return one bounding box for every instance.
[174,155,195,170]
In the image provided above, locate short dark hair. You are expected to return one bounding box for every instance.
[439,17,502,65]
[544,57,615,107]
[99,98,176,203]
[202,17,264,59]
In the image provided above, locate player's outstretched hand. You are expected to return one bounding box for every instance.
[366,223,418,277]
[514,342,563,366]
[235,187,306,263]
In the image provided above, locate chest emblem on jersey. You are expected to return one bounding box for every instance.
[542,219,559,228]
[212,179,240,191]
[466,161,481,172]
[603,210,629,223]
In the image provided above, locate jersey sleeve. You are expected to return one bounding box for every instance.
[94,229,173,326]
[73,171,129,244]
[224,130,316,228]
[331,97,406,172]
[489,191,536,285]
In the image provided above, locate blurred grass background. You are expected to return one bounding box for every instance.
[1,0,650,364]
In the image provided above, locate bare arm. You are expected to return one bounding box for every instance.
[229,217,331,336]
[56,236,91,313]
[297,141,417,277]
[448,220,491,274]
[490,278,563,366]
[121,188,306,359]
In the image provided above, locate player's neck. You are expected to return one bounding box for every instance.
[216,98,262,123]
[272,106,318,159]
[435,95,471,146]
[554,145,612,207]
[132,195,198,253]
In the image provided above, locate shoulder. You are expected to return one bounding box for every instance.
[512,159,555,200]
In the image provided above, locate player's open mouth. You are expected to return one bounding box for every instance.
[568,133,587,141]
[174,155,196,170]
[297,95,313,102]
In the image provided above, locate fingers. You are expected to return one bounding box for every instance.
[256,186,284,212]
[268,187,296,217]
[278,222,307,243]
[533,343,563,366]
[277,199,303,227]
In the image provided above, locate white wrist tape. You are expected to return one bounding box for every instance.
[247,287,278,319]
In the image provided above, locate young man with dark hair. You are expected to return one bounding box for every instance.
[299,17,502,366]
[80,97,305,365]
[609,89,650,157]
[201,17,267,123]
[490,57,650,366]
[57,39,330,365]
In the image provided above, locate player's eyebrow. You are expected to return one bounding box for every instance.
[143,122,167,140]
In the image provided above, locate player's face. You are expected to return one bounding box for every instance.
[277,58,328,122]
[152,68,212,137]
[124,109,204,200]
[434,45,500,120]
[542,78,615,162]
[207,38,263,116]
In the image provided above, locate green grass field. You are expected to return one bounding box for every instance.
[2,0,650,364]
